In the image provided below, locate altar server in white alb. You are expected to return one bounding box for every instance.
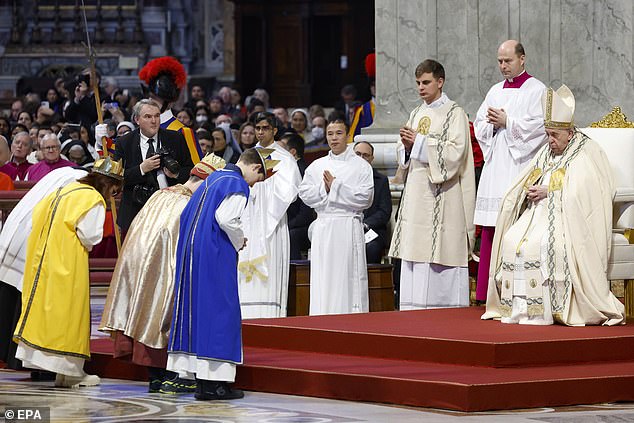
[473,40,548,303]
[299,118,374,315]
[482,85,625,326]
[388,59,475,309]
[238,112,301,318]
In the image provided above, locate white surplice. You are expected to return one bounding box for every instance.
[0,167,88,292]
[238,142,301,318]
[299,147,374,316]
[473,74,548,226]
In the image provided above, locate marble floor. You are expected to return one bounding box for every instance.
[1,370,634,422]
[3,291,631,421]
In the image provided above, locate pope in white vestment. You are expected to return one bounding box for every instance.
[482,85,625,326]
[238,113,301,318]
[299,133,374,315]
[388,60,475,310]
[473,40,549,302]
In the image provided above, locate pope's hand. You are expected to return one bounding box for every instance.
[527,185,548,204]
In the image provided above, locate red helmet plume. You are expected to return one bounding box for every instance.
[364,52,376,79]
[138,56,187,89]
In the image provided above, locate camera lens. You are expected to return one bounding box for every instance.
[163,156,180,175]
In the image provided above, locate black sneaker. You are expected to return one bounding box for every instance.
[148,379,162,393]
[194,380,244,400]
[159,377,196,394]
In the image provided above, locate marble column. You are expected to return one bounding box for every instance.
[360,0,634,176]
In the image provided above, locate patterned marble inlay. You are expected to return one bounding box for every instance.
[3,370,634,422]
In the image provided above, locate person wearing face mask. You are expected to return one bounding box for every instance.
[306,116,327,149]
[194,105,211,128]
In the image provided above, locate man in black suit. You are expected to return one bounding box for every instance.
[279,132,315,260]
[354,141,392,263]
[114,99,194,232]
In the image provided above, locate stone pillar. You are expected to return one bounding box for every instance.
[359,0,634,176]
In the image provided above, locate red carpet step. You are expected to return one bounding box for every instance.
[243,307,634,367]
[89,307,634,411]
[238,346,634,412]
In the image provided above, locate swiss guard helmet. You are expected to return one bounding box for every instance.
[138,56,187,111]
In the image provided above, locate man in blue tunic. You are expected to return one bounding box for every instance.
[167,147,276,400]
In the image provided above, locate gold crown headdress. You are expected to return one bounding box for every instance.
[190,153,226,179]
[256,148,280,179]
[542,84,575,129]
[92,156,124,180]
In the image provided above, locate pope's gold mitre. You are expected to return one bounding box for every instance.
[92,156,124,180]
[542,84,575,129]
[256,147,280,179]
[191,153,226,179]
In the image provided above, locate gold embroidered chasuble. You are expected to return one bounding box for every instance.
[482,133,625,326]
[389,100,476,267]
[100,184,192,349]
[14,182,105,358]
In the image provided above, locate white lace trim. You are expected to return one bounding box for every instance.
[475,197,502,212]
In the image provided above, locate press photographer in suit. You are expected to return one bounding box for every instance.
[114,99,194,232]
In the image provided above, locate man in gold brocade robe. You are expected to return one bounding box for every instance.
[482,85,625,326]
[100,154,225,393]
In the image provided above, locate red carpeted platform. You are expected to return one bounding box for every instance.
[89,307,634,411]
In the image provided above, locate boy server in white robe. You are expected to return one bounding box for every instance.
[238,112,301,318]
[389,59,476,310]
[473,40,548,303]
[299,118,374,315]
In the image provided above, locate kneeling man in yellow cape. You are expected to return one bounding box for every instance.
[13,157,124,387]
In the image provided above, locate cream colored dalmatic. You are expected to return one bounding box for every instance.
[389,94,476,309]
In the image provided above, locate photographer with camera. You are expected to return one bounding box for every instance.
[113,99,194,232]
[63,68,101,129]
